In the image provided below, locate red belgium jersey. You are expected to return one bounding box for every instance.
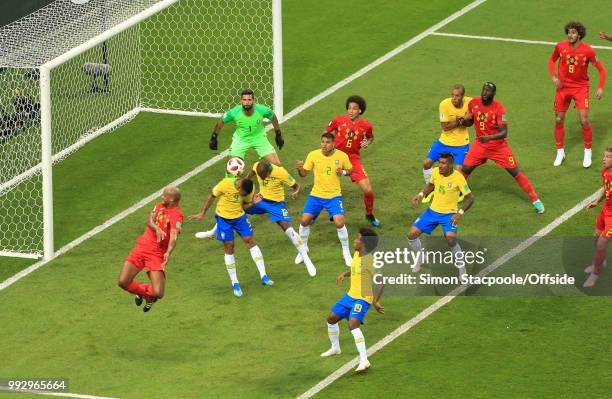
[468,97,508,147]
[138,203,184,252]
[603,167,612,215]
[549,41,606,89]
[325,115,373,158]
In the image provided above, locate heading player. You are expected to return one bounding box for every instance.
[209,89,285,166]
[325,95,380,226]
[422,84,472,203]
[409,153,473,277]
[117,186,183,313]
[320,228,384,374]
[463,82,545,214]
[245,161,317,276]
[549,21,607,168]
[583,147,612,288]
[189,177,273,298]
[295,133,353,266]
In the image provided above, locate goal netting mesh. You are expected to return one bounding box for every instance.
[0,0,275,258]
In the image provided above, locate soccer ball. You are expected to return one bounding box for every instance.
[226,157,245,176]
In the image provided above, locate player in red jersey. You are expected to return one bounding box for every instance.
[549,21,607,168]
[117,186,184,312]
[462,82,545,214]
[325,95,380,227]
[583,147,612,287]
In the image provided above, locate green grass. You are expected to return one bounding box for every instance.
[1,1,612,398]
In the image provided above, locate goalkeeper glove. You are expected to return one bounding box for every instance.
[209,133,218,150]
[274,130,284,150]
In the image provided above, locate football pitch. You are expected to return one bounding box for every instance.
[1,0,612,398]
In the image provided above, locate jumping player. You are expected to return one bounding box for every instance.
[117,186,183,312]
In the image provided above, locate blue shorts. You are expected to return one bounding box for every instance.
[215,214,253,242]
[426,140,470,166]
[302,195,344,218]
[331,293,371,324]
[413,207,458,235]
[246,199,291,223]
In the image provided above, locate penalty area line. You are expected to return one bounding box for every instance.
[297,190,599,399]
[431,32,612,51]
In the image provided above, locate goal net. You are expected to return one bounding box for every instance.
[0,0,281,260]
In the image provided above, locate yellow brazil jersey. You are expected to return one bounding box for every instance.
[439,96,472,146]
[429,167,471,214]
[347,252,374,304]
[252,162,296,202]
[303,149,351,199]
[212,177,254,219]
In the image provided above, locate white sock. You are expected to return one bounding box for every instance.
[450,243,463,269]
[211,223,218,234]
[286,227,309,255]
[337,225,350,253]
[557,148,565,155]
[351,328,368,363]
[299,224,310,248]
[249,245,267,278]
[224,253,238,284]
[423,167,433,185]
[408,237,422,252]
[327,322,340,350]
[285,227,302,247]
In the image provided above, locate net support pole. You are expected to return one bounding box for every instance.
[40,65,54,260]
[272,0,283,122]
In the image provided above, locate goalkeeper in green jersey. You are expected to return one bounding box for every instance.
[209,89,284,165]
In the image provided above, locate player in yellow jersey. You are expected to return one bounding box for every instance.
[422,84,472,203]
[321,228,384,373]
[189,177,273,298]
[295,133,353,266]
[245,161,317,277]
[409,153,474,277]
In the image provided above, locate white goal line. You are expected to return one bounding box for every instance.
[431,31,612,51]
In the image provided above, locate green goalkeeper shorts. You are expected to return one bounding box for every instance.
[229,134,276,159]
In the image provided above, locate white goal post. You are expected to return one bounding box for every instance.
[0,0,283,260]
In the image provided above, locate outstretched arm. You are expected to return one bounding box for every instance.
[189,193,216,220]
[600,31,612,42]
[209,119,224,150]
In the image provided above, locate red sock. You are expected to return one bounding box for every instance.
[593,248,607,275]
[514,172,538,202]
[554,122,565,149]
[364,191,375,216]
[126,280,154,301]
[581,124,592,149]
